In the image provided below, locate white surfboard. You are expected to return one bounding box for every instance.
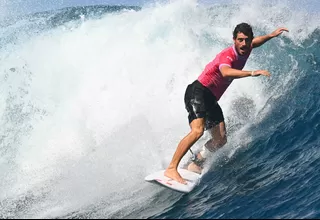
[145,168,201,193]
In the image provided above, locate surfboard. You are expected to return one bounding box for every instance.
[145,168,201,193]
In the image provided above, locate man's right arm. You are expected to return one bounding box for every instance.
[252,27,289,48]
[220,65,271,79]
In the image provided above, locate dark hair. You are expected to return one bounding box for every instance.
[233,23,254,39]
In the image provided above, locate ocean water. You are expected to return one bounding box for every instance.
[0,1,319,219]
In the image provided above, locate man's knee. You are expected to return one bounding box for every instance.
[192,126,204,139]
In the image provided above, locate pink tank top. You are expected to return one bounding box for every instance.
[198,45,252,100]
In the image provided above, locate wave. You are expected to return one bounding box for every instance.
[0,0,319,218]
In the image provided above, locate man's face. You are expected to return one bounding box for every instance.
[233,32,252,55]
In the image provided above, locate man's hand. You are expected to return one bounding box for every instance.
[252,70,271,77]
[270,27,289,38]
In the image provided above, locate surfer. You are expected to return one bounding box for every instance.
[164,23,289,184]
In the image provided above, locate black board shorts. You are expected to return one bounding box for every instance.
[184,80,224,130]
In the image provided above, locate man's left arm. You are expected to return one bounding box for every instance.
[252,27,289,48]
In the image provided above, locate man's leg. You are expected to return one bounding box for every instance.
[205,121,227,151]
[187,121,227,173]
[164,118,205,184]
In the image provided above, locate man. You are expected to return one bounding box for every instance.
[164,23,289,184]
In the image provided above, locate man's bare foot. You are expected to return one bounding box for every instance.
[187,162,202,174]
[164,167,187,184]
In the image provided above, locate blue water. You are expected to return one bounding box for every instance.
[0,1,319,219]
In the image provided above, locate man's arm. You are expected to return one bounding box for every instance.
[220,65,271,78]
[252,27,289,48]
